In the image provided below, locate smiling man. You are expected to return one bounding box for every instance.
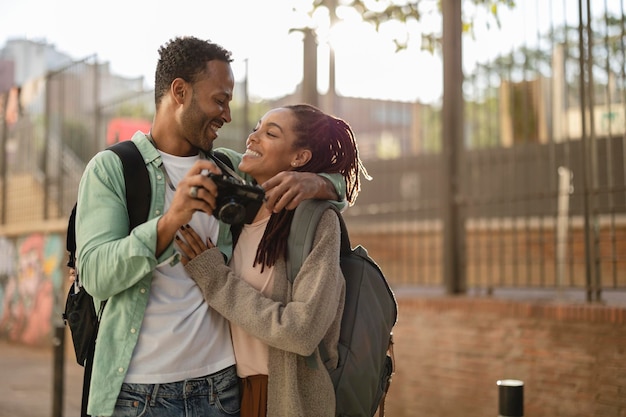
[75,36,345,417]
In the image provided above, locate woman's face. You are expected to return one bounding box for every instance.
[239,108,305,184]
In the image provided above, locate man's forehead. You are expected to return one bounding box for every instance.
[205,60,233,78]
[203,60,234,96]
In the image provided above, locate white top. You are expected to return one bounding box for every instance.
[125,151,235,383]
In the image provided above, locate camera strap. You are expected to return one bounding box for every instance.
[208,152,248,184]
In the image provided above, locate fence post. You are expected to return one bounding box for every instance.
[497,379,523,417]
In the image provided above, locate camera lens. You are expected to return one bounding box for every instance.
[218,200,246,224]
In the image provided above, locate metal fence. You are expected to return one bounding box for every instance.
[1,0,625,304]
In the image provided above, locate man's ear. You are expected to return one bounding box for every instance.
[171,78,187,104]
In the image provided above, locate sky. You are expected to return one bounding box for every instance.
[0,0,612,104]
[0,0,445,103]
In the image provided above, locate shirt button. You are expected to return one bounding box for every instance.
[157,174,162,180]
[140,288,146,294]
[155,210,161,215]
[118,368,124,373]
[130,328,136,334]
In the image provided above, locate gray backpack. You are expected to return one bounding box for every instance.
[287,199,398,417]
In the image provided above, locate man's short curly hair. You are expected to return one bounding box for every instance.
[154,36,233,106]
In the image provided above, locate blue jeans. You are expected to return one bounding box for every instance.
[107,365,240,417]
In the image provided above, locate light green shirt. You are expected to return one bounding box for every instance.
[75,132,346,416]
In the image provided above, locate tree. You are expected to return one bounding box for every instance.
[303,0,516,53]
[292,0,516,105]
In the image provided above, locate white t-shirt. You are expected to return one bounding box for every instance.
[125,151,235,383]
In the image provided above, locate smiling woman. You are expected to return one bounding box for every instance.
[177,102,369,417]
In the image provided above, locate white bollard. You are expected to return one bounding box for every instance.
[556,167,573,289]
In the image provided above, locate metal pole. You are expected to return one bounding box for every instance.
[52,325,65,417]
[441,0,465,294]
[302,28,319,108]
[0,62,15,225]
[577,0,599,303]
[327,0,337,114]
[43,73,51,219]
[497,379,524,417]
[584,0,601,302]
[242,58,250,152]
[0,92,8,225]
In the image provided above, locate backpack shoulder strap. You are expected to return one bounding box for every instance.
[66,141,150,268]
[108,140,151,230]
[287,199,349,283]
[287,199,349,368]
[66,204,78,268]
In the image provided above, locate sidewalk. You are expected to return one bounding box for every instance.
[0,334,83,417]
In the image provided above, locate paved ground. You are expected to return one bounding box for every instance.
[0,334,83,417]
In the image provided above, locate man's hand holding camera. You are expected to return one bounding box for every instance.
[156,159,221,256]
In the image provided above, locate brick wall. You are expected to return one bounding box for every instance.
[384,295,626,417]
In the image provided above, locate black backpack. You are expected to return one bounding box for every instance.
[287,199,398,417]
[63,140,150,417]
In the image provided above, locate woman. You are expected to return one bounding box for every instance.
[178,104,369,417]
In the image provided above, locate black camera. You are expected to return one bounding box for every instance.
[208,173,265,225]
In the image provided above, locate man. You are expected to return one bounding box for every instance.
[76,36,344,417]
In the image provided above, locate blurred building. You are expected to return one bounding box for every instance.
[0,38,149,118]
[0,38,73,87]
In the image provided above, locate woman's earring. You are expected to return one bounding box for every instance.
[291,162,297,167]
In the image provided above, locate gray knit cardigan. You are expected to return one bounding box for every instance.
[184,209,345,417]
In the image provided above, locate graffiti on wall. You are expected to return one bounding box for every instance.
[0,233,63,346]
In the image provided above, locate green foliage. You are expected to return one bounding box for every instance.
[308,0,516,53]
